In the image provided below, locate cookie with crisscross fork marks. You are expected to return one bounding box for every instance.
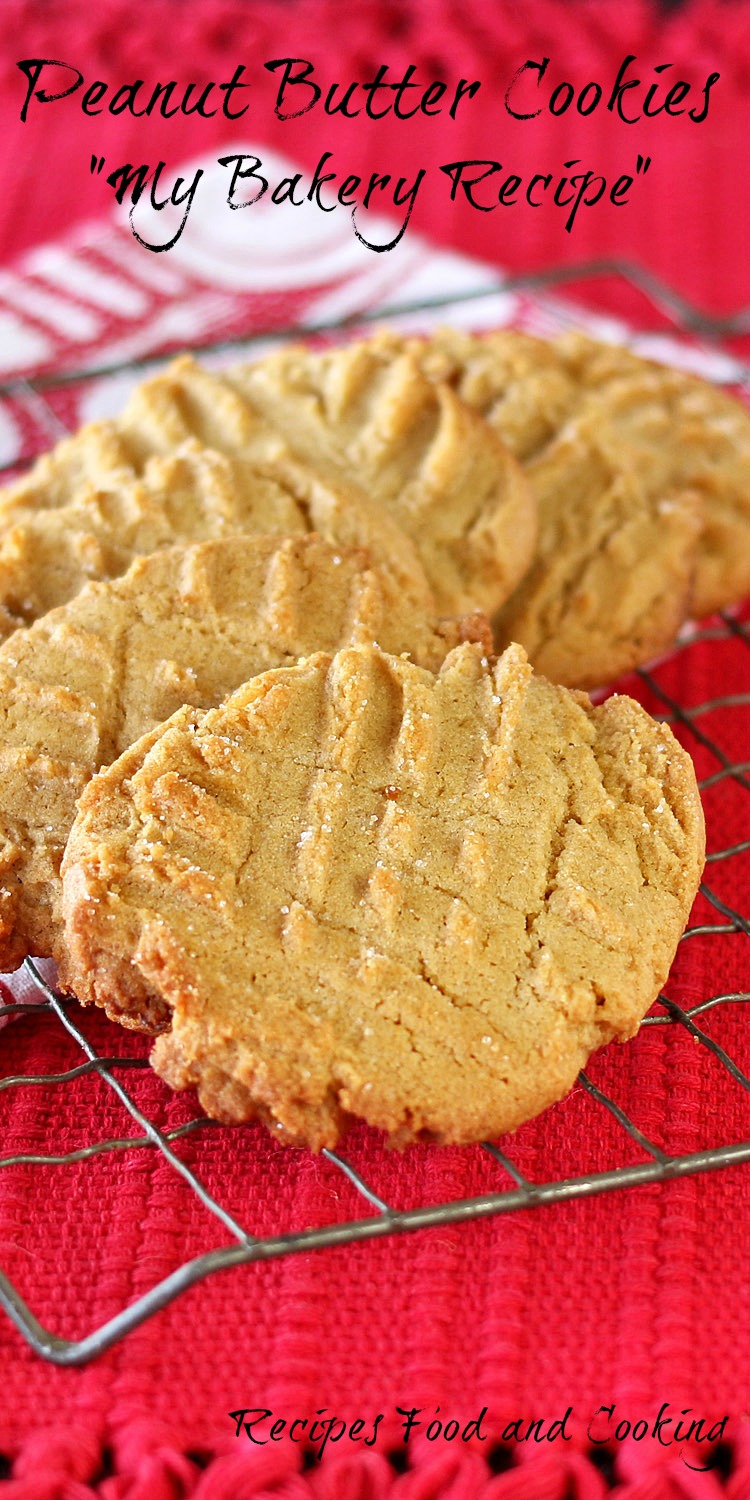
[409,327,750,683]
[0,338,534,633]
[556,332,750,620]
[0,533,485,974]
[0,420,434,637]
[61,642,704,1149]
[493,422,702,688]
[227,331,537,615]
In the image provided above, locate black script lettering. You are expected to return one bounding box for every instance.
[121,162,202,251]
[271,173,306,206]
[440,158,503,210]
[220,63,251,119]
[547,1408,573,1442]
[588,1404,615,1442]
[689,71,720,122]
[364,1414,384,1447]
[265,57,320,120]
[81,81,108,115]
[313,1415,347,1461]
[527,172,552,206]
[17,58,83,121]
[501,1419,524,1442]
[229,1407,272,1443]
[353,168,425,251]
[462,1408,488,1441]
[451,78,481,117]
[220,153,268,207]
[505,57,549,119]
[324,80,361,117]
[306,151,339,212]
[663,81,691,115]
[606,55,641,123]
[610,173,633,205]
[642,62,673,117]
[396,1406,423,1442]
[652,1402,675,1447]
[564,165,607,230]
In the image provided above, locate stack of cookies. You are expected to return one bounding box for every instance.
[0,327,723,1149]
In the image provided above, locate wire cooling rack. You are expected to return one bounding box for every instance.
[0,260,748,1366]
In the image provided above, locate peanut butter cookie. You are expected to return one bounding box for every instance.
[558,333,750,619]
[61,642,705,1149]
[0,358,433,634]
[493,421,702,688]
[410,327,750,679]
[0,534,482,970]
[228,331,537,615]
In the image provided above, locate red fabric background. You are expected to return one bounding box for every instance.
[0,2,749,1495]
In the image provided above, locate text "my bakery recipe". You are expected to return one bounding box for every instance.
[16,54,720,251]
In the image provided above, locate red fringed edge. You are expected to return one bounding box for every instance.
[0,1416,747,1498]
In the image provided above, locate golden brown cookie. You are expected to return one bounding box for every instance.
[410,327,750,671]
[0,358,433,634]
[61,642,705,1149]
[228,331,537,615]
[557,333,750,618]
[408,325,580,462]
[0,338,536,633]
[0,533,484,971]
[492,421,702,689]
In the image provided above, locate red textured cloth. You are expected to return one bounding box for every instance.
[0,3,749,1497]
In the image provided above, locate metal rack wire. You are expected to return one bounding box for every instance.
[0,261,748,1366]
